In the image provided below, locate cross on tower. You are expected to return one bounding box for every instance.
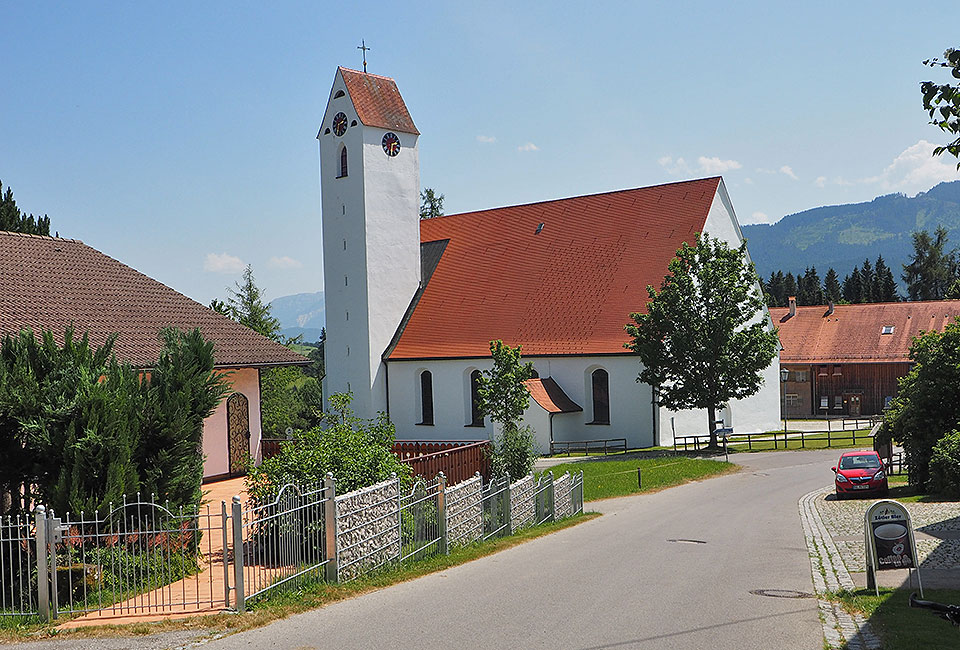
[357,40,371,73]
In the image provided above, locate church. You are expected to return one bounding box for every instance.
[318,66,781,450]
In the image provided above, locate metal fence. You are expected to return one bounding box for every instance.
[4,469,585,621]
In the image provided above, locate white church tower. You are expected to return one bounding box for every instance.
[318,67,421,418]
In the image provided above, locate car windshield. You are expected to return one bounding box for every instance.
[839,455,881,470]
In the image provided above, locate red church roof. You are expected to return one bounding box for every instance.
[339,67,419,135]
[0,232,309,369]
[771,301,960,364]
[387,177,722,359]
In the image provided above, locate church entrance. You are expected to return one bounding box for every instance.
[227,393,250,476]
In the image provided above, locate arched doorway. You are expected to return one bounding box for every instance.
[227,393,250,476]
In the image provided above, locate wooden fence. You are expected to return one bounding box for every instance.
[549,438,627,457]
[392,440,492,484]
[673,426,875,453]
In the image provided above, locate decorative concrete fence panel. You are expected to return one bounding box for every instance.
[445,473,483,548]
[553,473,572,520]
[510,475,536,532]
[336,478,401,581]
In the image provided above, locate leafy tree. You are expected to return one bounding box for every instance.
[824,268,842,303]
[0,181,51,235]
[625,234,779,447]
[475,340,538,480]
[874,256,899,302]
[929,430,960,498]
[921,48,960,169]
[419,188,445,219]
[223,265,281,340]
[902,227,957,301]
[879,319,960,489]
[302,328,326,381]
[245,392,410,499]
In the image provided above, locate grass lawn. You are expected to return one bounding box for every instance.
[833,588,960,649]
[723,429,873,453]
[883,474,956,504]
[543,457,735,501]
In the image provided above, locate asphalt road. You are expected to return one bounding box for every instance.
[5,449,840,650]
[199,449,839,650]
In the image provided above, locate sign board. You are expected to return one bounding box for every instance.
[864,500,922,596]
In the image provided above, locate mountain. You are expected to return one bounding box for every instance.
[269,291,325,343]
[742,181,960,283]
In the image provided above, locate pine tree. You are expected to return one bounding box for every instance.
[419,188,445,219]
[902,227,958,301]
[798,267,823,305]
[225,265,281,340]
[824,268,842,303]
[874,256,899,302]
[0,181,52,235]
[783,272,798,302]
[843,266,863,303]
[860,258,875,303]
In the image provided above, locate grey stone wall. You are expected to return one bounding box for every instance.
[445,474,482,548]
[510,475,536,531]
[336,478,400,581]
[553,473,572,519]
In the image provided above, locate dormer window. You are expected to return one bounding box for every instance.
[334,89,345,98]
[881,325,894,335]
[338,146,348,178]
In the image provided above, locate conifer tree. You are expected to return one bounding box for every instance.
[902,227,957,301]
[843,266,863,303]
[783,272,798,302]
[0,180,52,235]
[224,265,282,340]
[874,256,899,302]
[860,258,875,303]
[824,268,842,303]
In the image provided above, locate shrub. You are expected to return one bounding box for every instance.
[491,424,539,481]
[929,430,960,498]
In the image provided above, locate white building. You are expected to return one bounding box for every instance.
[319,67,780,450]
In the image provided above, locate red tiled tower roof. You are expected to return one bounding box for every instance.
[771,301,960,364]
[387,177,722,359]
[339,67,419,135]
[0,232,308,368]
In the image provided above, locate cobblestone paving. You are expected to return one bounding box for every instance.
[816,494,960,572]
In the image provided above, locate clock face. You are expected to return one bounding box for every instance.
[332,112,348,137]
[382,132,401,157]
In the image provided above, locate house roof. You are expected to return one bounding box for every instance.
[339,67,419,135]
[387,177,721,359]
[0,231,309,369]
[524,377,582,413]
[770,300,960,364]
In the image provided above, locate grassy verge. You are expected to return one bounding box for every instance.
[0,513,598,643]
[723,429,873,453]
[882,474,955,504]
[830,588,960,649]
[544,457,735,501]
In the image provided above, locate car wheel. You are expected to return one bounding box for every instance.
[835,491,843,500]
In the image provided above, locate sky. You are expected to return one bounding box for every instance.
[3,1,960,306]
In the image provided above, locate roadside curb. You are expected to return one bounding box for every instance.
[799,487,881,650]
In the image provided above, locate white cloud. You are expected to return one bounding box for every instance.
[203,252,245,274]
[476,135,496,143]
[658,155,690,175]
[862,139,960,194]
[755,167,778,175]
[743,177,753,185]
[517,142,539,152]
[780,165,799,180]
[814,175,827,188]
[697,156,742,174]
[269,255,303,270]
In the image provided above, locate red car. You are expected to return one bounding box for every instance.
[832,451,889,498]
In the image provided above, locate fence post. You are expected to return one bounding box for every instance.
[547,472,556,522]
[221,501,231,607]
[35,505,49,621]
[231,496,245,612]
[323,473,338,583]
[437,472,448,555]
[504,476,512,536]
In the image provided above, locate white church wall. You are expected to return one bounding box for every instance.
[521,405,552,455]
[201,367,262,479]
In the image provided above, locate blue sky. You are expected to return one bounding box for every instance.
[3,1,960,305]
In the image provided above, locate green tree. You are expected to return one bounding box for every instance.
[625,234,779,448]
[782,272,798,303]
[824,268,842,303]
[902,227,957,301]
[0,180,51,235]
[765,271,785,307]
[843,266,864,303]
[419,188,445,219]
[921,48,960,169]
[224,265,281,340]
[874,256,899,302]
[860,258,875,303]
[797,267,823,305]
[879,319,960,489]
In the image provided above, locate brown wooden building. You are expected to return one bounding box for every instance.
[770,298,960,417]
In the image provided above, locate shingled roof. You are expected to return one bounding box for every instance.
[387,177,721,359]
[0,231,308,368]
[339,67,419,135]
[771,300,960,364]
[524,377,582,413]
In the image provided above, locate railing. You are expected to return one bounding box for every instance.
[393,440,492,483]
[0,514,37,617]
[673,427,875,453]
[550,438,627,457]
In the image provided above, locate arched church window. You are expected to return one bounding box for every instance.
[419,370,434,425]
[591,369,610,425]
[469,369,484,426]
[338,146,348,178]
[334,89,345,98]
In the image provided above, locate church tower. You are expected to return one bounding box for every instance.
[318,67,421,418]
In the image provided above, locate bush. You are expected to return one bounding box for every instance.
[246,392,411,502]
[929,430,960,498]
[491,424,539,481]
